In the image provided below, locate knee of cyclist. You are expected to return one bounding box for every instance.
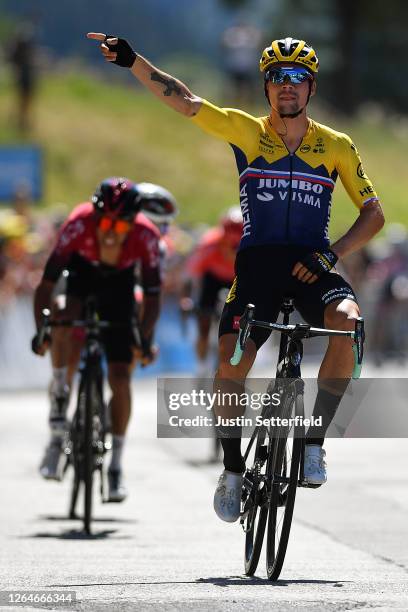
[51,326,71,342]
[217,359,248,380]
[108,369,131,389]
[324,308,359,332]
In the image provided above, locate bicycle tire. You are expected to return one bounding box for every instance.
[83,373,94,534]
[266,391,304,581]
[244,428,271,575]
[69,473,80,520]
[68,391,84,520]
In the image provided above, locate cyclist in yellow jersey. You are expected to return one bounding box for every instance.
[87,33,385,522]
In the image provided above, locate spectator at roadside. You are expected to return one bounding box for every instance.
[7,23,39,132]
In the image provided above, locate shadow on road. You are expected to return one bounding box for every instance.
[196,576,350,587]
[46,577,350,588]
[17,529,126,540]
[36,514,138,524]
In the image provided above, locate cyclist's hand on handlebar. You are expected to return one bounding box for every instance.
[292,248,338,284]
[86,33,137,68]
[143,343,159,366]
[31,332,51,356]
[133,342,159,366]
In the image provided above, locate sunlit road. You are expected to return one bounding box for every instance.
[0,364,407,611]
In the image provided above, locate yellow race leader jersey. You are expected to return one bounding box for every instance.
[191,100,379,251]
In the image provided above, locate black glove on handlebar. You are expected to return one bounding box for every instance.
[31,332,51,355]
[300,249,338,278]
[105,36,137,68]
[141,336,153,358]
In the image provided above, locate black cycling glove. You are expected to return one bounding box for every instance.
[31,332,51,355]
[141,335,153,358]
[300,248,338,278]
[105,36,137,68]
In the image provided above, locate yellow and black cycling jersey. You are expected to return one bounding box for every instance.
[191,100,379,251]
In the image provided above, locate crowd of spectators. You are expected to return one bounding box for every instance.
[1,196,407,364]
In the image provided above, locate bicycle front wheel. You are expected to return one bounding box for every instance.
[266,390,304,581]
[244,428,271,575]
[80,372,103,535]
[83,376,94,535]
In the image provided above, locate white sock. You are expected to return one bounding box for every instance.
[110,435,125,472]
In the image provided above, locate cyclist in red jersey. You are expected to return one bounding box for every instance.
[32,177,161,501]
[181,207,243,375]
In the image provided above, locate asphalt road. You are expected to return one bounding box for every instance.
[1,366,407,611]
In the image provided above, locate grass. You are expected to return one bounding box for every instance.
[0,69,405,239]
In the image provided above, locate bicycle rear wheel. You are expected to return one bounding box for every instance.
[266,390,304,581]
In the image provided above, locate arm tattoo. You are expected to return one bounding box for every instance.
[151,71,182,97]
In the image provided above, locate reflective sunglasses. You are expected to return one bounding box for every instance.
[265,67,312,84]
[98,216,132,234]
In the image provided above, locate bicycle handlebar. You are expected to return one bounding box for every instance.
[230,304,365,379]
[36,308,51,347]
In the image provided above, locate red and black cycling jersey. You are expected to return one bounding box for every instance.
[43,202,161,294]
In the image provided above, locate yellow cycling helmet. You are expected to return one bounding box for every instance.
[260,37,319,75]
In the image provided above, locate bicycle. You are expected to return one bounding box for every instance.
[230,299,364,580]
[37,298,140,535]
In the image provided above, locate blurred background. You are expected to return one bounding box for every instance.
[0,0,407,388]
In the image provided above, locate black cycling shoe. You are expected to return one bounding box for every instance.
[107,469,128,502]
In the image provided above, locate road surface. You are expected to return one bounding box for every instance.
[0,367,407,611]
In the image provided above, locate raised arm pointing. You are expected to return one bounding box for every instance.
[87,33,202,117]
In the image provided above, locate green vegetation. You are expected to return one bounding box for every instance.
[0,70,405,239]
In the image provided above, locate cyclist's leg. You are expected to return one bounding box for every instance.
[196,312,212,361]
[50,260,90,404]
[295,272,360,482]
[98,268,135,498]
[107,362,132,438]
[212,246,290,520]
[196,273,228,365]
[214,247,287,474]
[105,355,132,502]
[52,275,84,387]
[107,360,132,500]
[104,338,133,502]
[39,293,83,480]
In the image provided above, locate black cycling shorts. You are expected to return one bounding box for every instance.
[65,254,135,364]
[219,245,358,350]
[198,272,233,313]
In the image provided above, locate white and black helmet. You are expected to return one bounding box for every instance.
[136,183,178,224]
